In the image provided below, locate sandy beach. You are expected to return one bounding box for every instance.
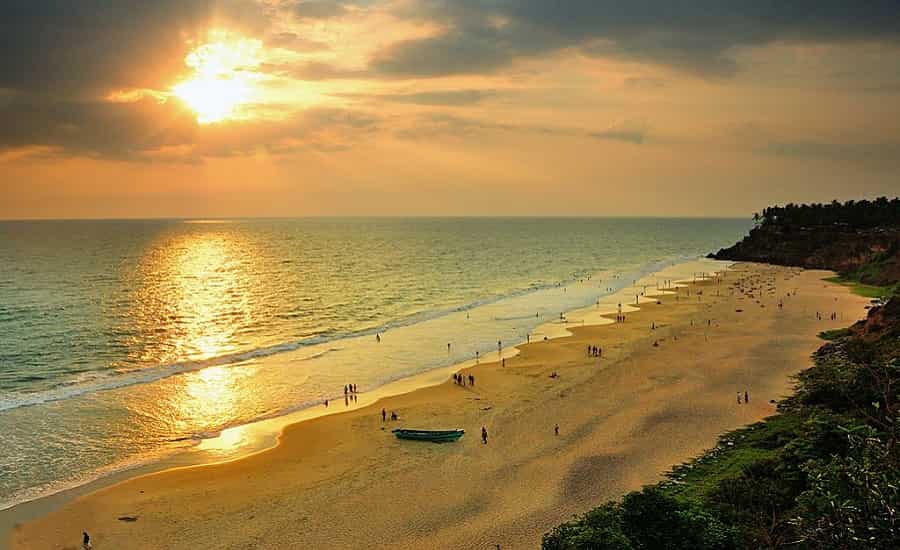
[4,262,869,550]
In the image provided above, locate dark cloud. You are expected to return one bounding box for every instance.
[0,92,379,161]
[373,1,900,78]
[0,1,271,98]
[0,95,199,159]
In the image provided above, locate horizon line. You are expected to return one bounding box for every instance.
[0,214,752,222]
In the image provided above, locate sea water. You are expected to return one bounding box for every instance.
[0,218,749,508]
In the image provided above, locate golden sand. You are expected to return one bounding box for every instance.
[6,263,869,549]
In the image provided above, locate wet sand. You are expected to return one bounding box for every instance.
[5,263,869,549]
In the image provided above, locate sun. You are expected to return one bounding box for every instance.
[172,32,263,124]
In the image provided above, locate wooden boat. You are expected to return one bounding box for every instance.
[392,428,465,442]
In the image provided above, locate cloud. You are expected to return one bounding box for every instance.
[266,32,330,52]
[0,91,379,161]
[0,1,272,98]
[291,1,347,19]
[623,77,667,90]
[394,112,587,141]
[281,61,372,81]
[372,1,900,78]
[0,95,199,160]
[342,89,500,106]
[590,119,649,144]
[765,140,900,165]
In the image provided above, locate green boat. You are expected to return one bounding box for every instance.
[392,428,465,442]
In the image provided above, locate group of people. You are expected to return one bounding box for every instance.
[323,383,361,408]
[615,304,626,323]
[344,384,359,404]
[816,311,838,321]
[453,373,475,386]
[381,408,398,422]
[586,344,602,358]
[737,390,750,404]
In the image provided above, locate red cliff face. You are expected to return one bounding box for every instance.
[849,297,900,343]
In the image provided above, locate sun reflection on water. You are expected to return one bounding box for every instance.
[127,228,267,442]
[169,233,245,361]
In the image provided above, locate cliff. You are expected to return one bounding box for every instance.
[710,199,900,287]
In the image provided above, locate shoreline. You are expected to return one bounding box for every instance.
[7,259,860,550]
[0,257,720,520]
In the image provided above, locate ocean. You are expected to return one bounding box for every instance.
[0,217,750,509]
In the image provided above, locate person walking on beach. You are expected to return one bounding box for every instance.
[83,531,92,550]
[324,399,328,407]
[382,408,386,422]
[737,392,742,404]
[744,390,749,404]
[482,426,488,444]
[469,374,475,386]
[554,424,559,436]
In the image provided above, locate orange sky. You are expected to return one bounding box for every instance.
[2,1,900,218]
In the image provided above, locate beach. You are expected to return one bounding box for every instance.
[4,262,869,549]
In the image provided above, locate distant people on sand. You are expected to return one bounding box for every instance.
[482,426,488,444]
[468,374,475,386]
[376,333,381,343]
[391,411,398,421]
[744,390,749,404]
[324,399,328,407]
[587,345,602,358]
[554,424,559,436]
[83,531,92,550]
[382,408,386,422]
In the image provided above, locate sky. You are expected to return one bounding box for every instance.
[2,1,900,219]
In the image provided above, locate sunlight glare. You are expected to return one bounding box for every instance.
[172,32,263,124]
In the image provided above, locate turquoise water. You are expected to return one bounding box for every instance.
[0,218,749,508]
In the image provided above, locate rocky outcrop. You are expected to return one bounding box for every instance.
[710,224,900,286]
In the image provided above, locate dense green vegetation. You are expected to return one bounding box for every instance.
[753,198,900,229]
[818,327,852,341]
[546,203,900,549]
[824,275,898,300]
